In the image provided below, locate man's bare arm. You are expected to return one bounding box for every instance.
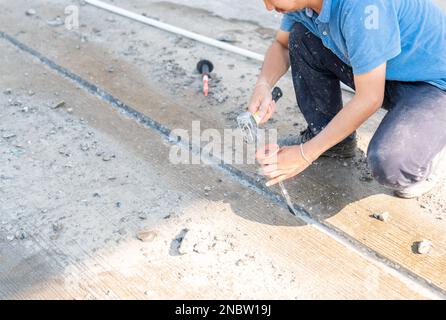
[305,63,387,161]
[248,31,290,122]
[257,30,291,87]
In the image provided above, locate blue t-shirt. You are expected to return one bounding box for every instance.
[280,0,446,90]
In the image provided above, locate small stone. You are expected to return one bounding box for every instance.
[15,230,27,240]
[102,154,115,161]
[93,192,100,198]
[372,211,390,222]
[67,108,73,113]
[107,65,114,73]
[3,88,12,95]
[177,234,191,255]
[47,17,64,27]
[136,230,158,242]
[416,240,432,255]
[9,100,22,107]
[204,186,212,192]
[116,202,121,208]
[360,176,374,182]
[216,34,237,43]
[6,235,15,242]
[52,101,66,109]
[137,212,147,220]
[52,223,64,232]
[2,132,16,139]
[26,9,36,16]
[28,90,35,96]
[235,259,245,266]
[80,143,89,151]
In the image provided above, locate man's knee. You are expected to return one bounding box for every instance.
[367,143,427,190]
[367,148,401,189]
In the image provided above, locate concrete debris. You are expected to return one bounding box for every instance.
[25,9,36,16]
[216,34,237,43]
[9,100,22,106]
[176,230,210,255]
[15,230,27,240]
[170,228,189,256]
[137,212,147,220]
[52,223,64,233]
[177,231,191,255]
[372,212,390,222]
[52,101,66,109]
[416,240,432,255]
[46,17,64,27]
[136,229,158,242]
[80,143,90,151]
[102,154,115,162]
[235,259,245,266]
[2,132,17,139]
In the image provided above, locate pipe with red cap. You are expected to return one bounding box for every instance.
[197,60,214,97]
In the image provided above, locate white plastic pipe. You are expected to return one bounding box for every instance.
[85,0,354,93]
[85,0,264,61]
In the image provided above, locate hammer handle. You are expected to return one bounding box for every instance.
[272,87,283,103]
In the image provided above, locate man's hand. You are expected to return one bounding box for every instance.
[248,81,276,124]
[247,31,290,124]
[256,144,314,187]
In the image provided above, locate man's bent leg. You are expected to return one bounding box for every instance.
[288,22,355,142]
[367,82,446,194]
